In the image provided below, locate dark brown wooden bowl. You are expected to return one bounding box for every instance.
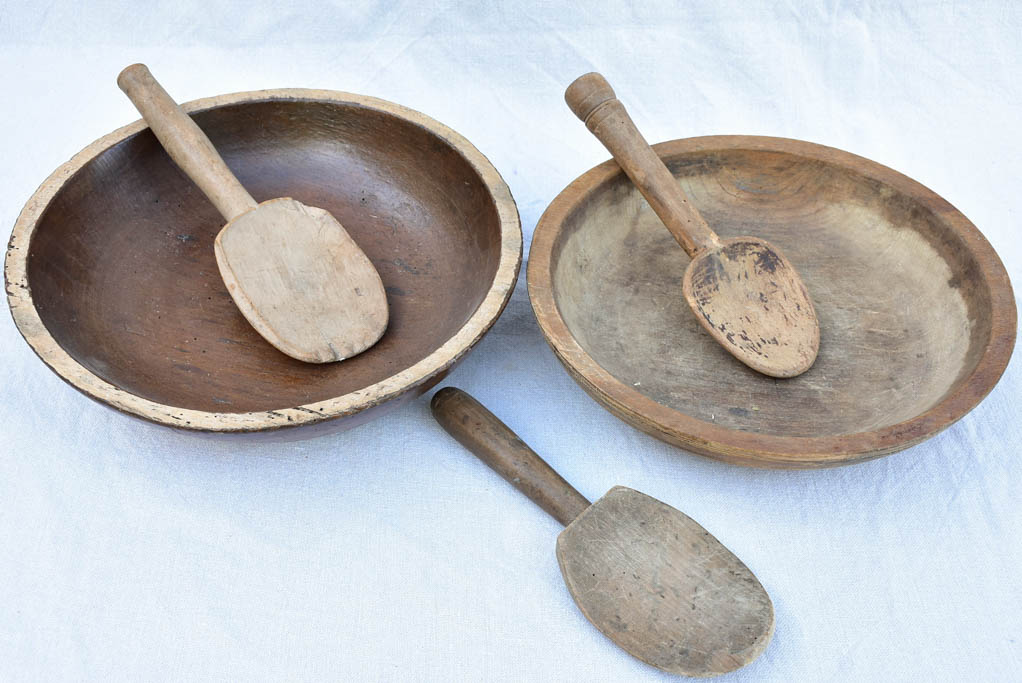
[528,136,1015,468]
[6,89,521,435]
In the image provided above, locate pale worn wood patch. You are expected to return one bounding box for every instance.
[557,486,774,676]
[684,238,819,378]
[215,197,389,363]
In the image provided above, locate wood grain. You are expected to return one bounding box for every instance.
[566,73,720,256]
[558,486,774,676]
[5,90,521,434]
[117,64,258,221]
[430,387,591,526]
[214,197,388,363]
[527,135,1016,467]
[682,237,819,378]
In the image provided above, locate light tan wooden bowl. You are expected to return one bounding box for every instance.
[528,136,1015,468]
[6,89,521,437]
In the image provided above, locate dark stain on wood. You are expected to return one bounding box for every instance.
[753,245,781,274]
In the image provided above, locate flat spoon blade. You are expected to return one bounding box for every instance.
[557,486,774,677]
[684,238,819,378]
[215,197,388,363]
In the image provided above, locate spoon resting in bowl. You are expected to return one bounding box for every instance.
[118,64,388,363]
[565,72,819,378]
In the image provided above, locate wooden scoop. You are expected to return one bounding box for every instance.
[431,387,774,677]
[117,64,388,363]
[565,72,819,378]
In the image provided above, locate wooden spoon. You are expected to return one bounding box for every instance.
[565,72,819,378]
[431,387,774,677]
[117,64,388,363]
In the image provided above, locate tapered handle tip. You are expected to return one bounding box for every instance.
[117,63,153,93]
[565,72,617,123]
[430,386,462,416]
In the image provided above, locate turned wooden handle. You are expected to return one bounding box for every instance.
[118,64,258,222]
[431,387,591,527]
[565,72,721,257]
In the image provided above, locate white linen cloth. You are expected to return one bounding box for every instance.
[1,2,1019,680]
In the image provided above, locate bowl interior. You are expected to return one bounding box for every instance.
[552,146,994,438]
[27,98,503,413]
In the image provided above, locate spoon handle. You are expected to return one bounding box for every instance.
[431,387,591,527]
[118,63,258,222]
[565,72,720,257]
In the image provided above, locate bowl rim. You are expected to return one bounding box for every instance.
[527,135,1016,468]
[5,88,522,432]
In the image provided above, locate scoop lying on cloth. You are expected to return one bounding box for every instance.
[431,387,774,676]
